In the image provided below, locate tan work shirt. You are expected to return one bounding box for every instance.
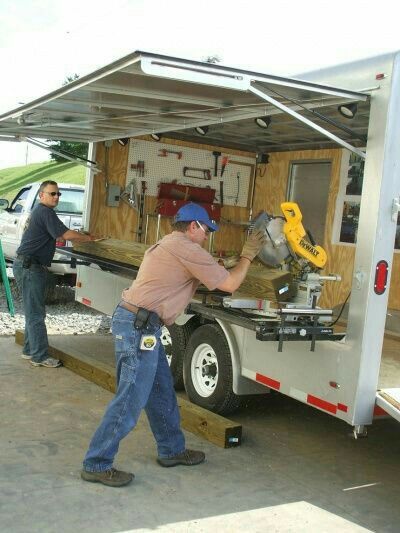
[122,232,229,325]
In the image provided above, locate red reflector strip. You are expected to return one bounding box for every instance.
[337,403,348,413]
[373,405,387,416]
[82,297,92,306]
[307,394,337,414]
[256,373,281,390]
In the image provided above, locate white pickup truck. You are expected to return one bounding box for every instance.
[0,182,84,283]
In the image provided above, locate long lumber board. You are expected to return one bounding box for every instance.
[15,330,241,448]
[73,238,292,301]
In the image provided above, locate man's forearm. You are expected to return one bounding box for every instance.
[62,229,94,242]
[216,257,251,293]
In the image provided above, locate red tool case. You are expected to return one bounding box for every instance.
[156,183,221,220]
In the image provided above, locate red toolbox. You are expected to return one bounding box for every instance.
[156,199,221,221]
[158,182,216,203]
[156,182,220,221]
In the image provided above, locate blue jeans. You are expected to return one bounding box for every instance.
[13,258,49,363]
[83,304,185,472]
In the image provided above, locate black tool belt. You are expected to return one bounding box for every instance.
[17,255,43,269]
[120,301,163,331]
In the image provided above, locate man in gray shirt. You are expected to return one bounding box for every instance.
[13,180,98,368]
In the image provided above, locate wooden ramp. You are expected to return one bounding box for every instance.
[376,389,400,423]
[15,330,241,448]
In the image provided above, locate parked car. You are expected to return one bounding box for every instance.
[0,182,84,284]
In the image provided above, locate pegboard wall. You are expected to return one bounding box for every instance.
[126,139,255,207]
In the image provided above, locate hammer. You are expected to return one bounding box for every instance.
[212,151,221,177]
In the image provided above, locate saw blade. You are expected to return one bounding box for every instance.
[252,212,291,267]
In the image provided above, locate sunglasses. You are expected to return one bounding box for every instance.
[44,191,62,197]
[196,220,210,235]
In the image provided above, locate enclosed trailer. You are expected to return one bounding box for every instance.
[1,50,399,435]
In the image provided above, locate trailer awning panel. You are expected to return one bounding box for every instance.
[0,51,370,153]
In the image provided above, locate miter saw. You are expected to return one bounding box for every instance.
[223,201,341,325]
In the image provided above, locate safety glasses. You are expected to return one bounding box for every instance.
[196,220,210,235]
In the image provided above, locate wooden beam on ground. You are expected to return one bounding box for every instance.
[15,330,241,448]
[73,238,293,301]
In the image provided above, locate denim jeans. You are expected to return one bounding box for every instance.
[13,258,49,362]
[83,304,185,472]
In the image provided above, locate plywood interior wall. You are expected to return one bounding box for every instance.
[89,139,400,310]
[89,137,253,256]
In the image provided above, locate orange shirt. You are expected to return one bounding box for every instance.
[122,232,229,325]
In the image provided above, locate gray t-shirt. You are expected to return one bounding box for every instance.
[17,203,69,266]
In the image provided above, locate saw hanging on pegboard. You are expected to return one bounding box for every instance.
[125,139,255,208]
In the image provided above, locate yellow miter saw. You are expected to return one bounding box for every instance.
[253,201,327,270]
[222,201,341,350]
[251,201,340,308]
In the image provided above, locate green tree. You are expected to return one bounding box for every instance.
[48,74,88,163]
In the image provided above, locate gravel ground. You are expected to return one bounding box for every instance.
[0,275,111,337]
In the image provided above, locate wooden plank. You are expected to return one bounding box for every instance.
[15,330,242,448]
[379,391,400,411]
[73,238,293,301]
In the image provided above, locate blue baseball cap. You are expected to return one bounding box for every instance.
[174,202,218,232]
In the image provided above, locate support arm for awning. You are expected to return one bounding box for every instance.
[249,82,366,159]
[25,137,100,172]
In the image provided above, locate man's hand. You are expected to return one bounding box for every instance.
[240,229,267,262]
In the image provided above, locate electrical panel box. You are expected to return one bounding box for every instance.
[107,184,121,207]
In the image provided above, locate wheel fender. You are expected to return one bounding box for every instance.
[215,318,267,396]
[174,312,195,326]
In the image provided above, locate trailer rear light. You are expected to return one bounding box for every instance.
[56,238,66,247]
[374,260,388,295]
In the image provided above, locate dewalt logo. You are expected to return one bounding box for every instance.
[299,239,319,257]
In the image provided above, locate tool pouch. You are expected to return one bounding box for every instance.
[134,308,162,331]
[22,256,32,269]
[134,308,150,330]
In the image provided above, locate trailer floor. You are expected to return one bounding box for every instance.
[1,335,400,533]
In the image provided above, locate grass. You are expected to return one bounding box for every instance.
[0,161,86,201]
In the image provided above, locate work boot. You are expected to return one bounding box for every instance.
[81,467,134,487]
[157,449,205,467]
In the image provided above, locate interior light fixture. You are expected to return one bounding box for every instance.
[254,116,271,129]
[150,133,162,141]
[338,103,358,119]
[117,138,129,146]
[194,125,209,136]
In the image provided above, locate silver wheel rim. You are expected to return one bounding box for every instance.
[160,326,172,366]
[191,343,218,397]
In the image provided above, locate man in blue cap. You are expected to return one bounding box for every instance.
[81,202,266,487]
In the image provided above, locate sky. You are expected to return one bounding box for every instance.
[0,0,399,169]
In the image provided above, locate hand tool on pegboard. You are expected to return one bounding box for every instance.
[131,160,145,177]
[212,151,221,177]
[136,180,147,242]
[183,166,211,180]
[219,180,224,207]
[220,156,229,177]
[158,148,183,159]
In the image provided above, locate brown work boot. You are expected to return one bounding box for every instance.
[81,467,134,487]
[157,449,205,467]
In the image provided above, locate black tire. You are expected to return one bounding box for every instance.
[44,273,74,304]
[161,322,196,390]
[183,323,242,415]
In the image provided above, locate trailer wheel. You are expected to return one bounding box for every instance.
[161,323,196,390]
[183,323,242,415]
